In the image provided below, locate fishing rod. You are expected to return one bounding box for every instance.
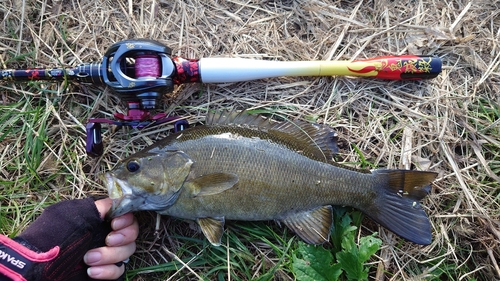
[0,39,442,156]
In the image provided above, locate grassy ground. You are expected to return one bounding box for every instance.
[1,0,499,280]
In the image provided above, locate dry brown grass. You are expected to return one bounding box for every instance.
[1,0,500,280]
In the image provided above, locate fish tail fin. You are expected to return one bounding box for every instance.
[367,169,437,245]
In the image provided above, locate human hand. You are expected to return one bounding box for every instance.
[0,197,138,281]
[85,198,138,280]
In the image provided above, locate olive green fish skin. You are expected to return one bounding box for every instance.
[152,125,375,220]
[107,111,437,245]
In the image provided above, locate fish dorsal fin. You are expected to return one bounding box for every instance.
[206,110,268,128]
[197,217,225,246]
[282,206,333,244]
[186,173,239,197]
[270,121,338,162]
[206,110,338,163]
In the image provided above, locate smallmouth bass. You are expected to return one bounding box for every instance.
[105,110,437,245]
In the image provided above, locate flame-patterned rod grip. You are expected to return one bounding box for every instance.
[197,55,441,83]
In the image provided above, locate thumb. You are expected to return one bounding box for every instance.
[95,198,113,220]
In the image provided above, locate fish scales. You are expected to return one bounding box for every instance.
[105,110,438,245]
[155,126,374,221]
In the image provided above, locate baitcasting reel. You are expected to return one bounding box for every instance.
[1,38,442,157]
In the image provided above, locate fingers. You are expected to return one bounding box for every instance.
[111,212,135,230]
[93,199,139,247]
[84,241,136,280]
[106,213,139,247]
[88,198,140,280]
[84,241,136,265]
[87,264,125,280]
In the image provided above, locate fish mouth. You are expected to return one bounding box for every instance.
[102,172,137,218]
[101,172,182,219]
[103,172,129,199]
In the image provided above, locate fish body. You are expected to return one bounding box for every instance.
[105,110,437,245]
[160,132,377,222]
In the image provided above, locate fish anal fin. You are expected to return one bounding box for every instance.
[197,217,225,246]
[368,169,438,245]
[282,206,333,245]
[187,173,239,196]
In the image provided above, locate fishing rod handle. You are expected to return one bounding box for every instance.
[197,55,442,83]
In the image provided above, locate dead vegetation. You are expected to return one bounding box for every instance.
[1,0,499,280]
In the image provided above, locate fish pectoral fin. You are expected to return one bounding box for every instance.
[197,217,225,246]
[282,206,332,245]
[187,173,239,196]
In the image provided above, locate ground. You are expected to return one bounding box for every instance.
[0,0,499,280]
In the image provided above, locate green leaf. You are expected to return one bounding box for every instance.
[331,207,356,253]
[336,234,382,281]
[292,242,342,281]
[336,250,366,280]
[358,235,382,262]
[292,208,382,281]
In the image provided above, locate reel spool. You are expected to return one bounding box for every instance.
[101,39,176,111]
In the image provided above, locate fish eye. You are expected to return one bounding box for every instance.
[126,160,141,173]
